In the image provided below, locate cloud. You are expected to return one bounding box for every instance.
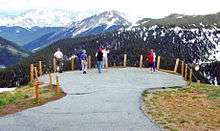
[0,0,219,19]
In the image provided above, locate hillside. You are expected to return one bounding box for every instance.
[137,12,220,28]
[0,26,64,46]
[0,37,30,67]
[1,12,220,88]
[23,32,57,52]
[24,11,131,52]
[31,21,219,84]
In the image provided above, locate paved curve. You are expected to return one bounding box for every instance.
[0,68,186,131]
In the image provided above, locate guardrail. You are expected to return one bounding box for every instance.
[29,54,201,91]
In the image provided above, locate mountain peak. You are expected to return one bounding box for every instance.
[0,9,95,28]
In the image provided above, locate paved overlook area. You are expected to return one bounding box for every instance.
[0,68,186,131]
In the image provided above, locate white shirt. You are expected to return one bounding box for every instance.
[54,51,63,59]
[102,49,109,58]
[153,52,156,62]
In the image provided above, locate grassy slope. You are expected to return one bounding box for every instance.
[142,83,220,131]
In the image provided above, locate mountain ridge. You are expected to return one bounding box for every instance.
[24,10,131,52]
[137,12,220,28]
[0,36,30,67]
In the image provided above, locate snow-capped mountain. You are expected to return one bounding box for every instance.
[25,10,131,51]
[0,9,94,28]
[65,10,130,37]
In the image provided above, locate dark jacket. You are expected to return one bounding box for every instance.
[96,51,103,61]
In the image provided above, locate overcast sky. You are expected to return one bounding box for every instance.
[0,0,219,20]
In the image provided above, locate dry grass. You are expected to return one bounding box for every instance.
[142,83,220,131]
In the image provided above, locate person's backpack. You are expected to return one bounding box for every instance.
[147,52,153,64]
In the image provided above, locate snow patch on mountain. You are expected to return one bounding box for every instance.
[24,11,131,52]
[177,16,183,19]
[68,11,130,37]
[0,9,95,28]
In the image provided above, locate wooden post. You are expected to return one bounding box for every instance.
[49,73,53,92]
[157,56,161,70]
[38,61,42,76]
[53,58,56,73]
[139,55,143,68]
[34,67,38,80]
[174,58,180,73]
[88,56,91,69]
[181,61,184,77]
[56,75,60,95]
[34,80,40,103]
[197,80,200,88]
[189,69,193,85]
[184,64,188,80]
[70,58,75,70]
[123,54,127,67]
[30,64,34,82]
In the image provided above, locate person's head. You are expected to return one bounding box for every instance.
[82,49,86,54]
[150,49,154,52]
[57,48,60,51]
[98,48,102,52]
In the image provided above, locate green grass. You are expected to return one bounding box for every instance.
[190,83,220,100]
[0,91,26,107]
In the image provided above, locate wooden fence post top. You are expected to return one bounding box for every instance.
[174,58,180,73]
[181,61,185,77]
[139,55,143,68]
[184,64,188,81]
[123,54,127,67]
[30,64,34,83]
[157,56,161,70]
[38,61,42,76]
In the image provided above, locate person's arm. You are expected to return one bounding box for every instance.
[61,52,64,59]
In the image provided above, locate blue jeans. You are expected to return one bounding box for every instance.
[77,58,82,70]
[97,61,103,73]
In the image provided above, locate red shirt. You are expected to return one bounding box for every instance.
[147,52,153,64]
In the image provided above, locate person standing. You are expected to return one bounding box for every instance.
[96,48,103,73]
[76,49,83,70]
[152,49,156,72]
[54,48,64,73]
[81,50,88,74]
[147,49,154,73]
[102,48,110,68]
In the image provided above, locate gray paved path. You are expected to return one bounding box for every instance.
[0,68,186,131]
